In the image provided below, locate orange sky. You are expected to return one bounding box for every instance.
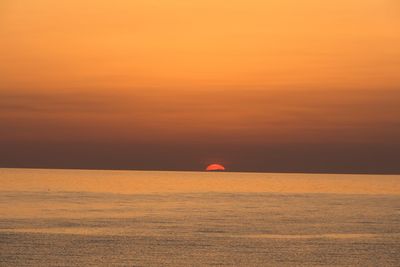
[1,0,400,172]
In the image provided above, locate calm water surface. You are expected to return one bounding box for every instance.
[0,168,399,266]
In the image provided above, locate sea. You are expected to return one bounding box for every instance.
[0,168,399,266]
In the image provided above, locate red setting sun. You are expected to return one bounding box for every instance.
[206,164,226,171]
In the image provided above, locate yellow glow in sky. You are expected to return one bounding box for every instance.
[1,0,399,90]
[0,0,400,147]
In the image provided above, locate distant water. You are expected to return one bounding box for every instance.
[0,168,399,266]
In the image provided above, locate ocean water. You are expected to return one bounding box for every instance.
[0,168,399,266]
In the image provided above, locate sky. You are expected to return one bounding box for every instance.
[1,0,400,173]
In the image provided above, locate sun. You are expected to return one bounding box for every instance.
[206,164,226,171]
